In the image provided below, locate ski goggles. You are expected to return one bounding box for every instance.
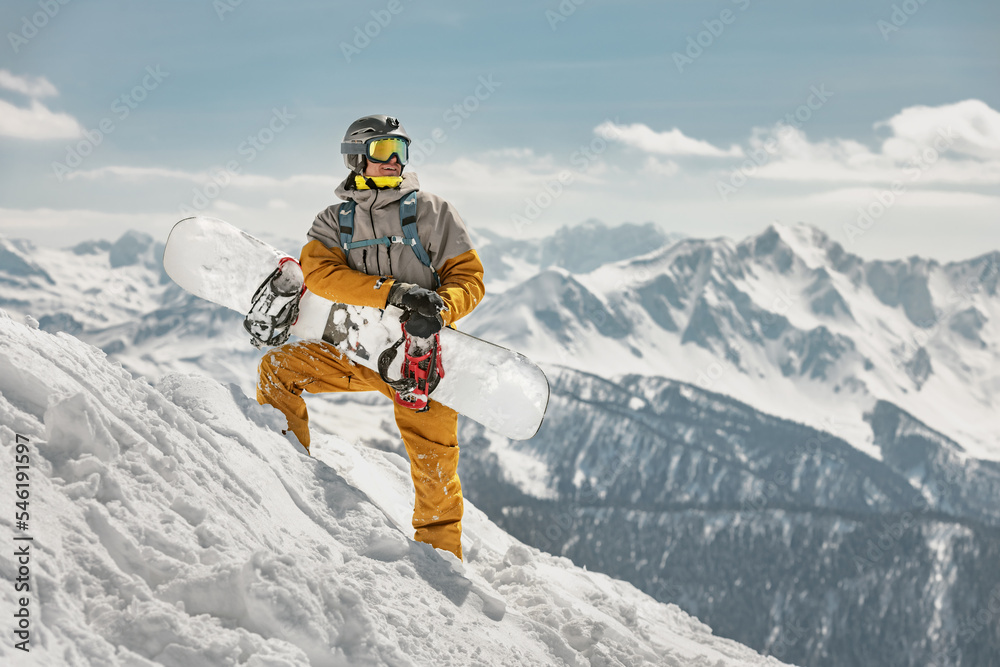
[342,136,410,165]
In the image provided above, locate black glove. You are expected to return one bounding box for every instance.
[387,282,445,338]
[401,310,442,337]
[387,282,445,316]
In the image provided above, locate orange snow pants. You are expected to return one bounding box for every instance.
[257,340,463,560]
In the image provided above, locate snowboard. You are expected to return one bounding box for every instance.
[162,216,549,440]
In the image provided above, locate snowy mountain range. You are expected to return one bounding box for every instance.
[1,219,998,666]
[467,222,999,462]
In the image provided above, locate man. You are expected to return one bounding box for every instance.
[257,115,485,560]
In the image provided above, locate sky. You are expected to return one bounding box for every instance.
[0,0,998,261]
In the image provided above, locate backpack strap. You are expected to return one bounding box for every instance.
[398,191,440,287]
[337,192,440,287]
[338,200,357,254]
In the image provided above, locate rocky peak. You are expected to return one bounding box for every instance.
[109,230,158,268]
[0,237,54,285]
[864,258,938,328]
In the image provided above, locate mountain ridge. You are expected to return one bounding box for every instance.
[465,220,999,460]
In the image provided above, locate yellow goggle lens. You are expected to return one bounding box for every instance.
[367,137,409,164]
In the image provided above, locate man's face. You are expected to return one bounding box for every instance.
[364,155,402,178]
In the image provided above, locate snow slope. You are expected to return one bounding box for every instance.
[0,311,788,667]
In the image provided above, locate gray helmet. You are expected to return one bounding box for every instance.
[341,114,410,173]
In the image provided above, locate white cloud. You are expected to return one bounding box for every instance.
[0,70,82,140]
[643,156,680,177]
[66,165,339,190]
[418,145,593,194]
[27,100,996,260]
[0,207,174,246]
[67,165,203,182]
[0,206,314,250]
[739,99,1000,185]
[0,98,82,140]
[481,147,538,160]
[878,99,1000,161]
[802,187,1000,209]
[0,70,59,98]
[420,155,564,197]
[596,120,743,158]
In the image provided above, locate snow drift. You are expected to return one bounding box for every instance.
[0,311,787,666]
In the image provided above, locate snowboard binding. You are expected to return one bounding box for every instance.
[244,257,305,349]
[378,328,445,411]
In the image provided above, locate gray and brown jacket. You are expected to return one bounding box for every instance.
[302,172,485,326]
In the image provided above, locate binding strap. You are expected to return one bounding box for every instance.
[243,257,304,349]
[377,328,445,411]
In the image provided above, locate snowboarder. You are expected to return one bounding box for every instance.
[256,115,485,560]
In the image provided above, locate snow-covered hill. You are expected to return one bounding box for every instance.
[464,223,1000,460]
[0,312,787,666]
